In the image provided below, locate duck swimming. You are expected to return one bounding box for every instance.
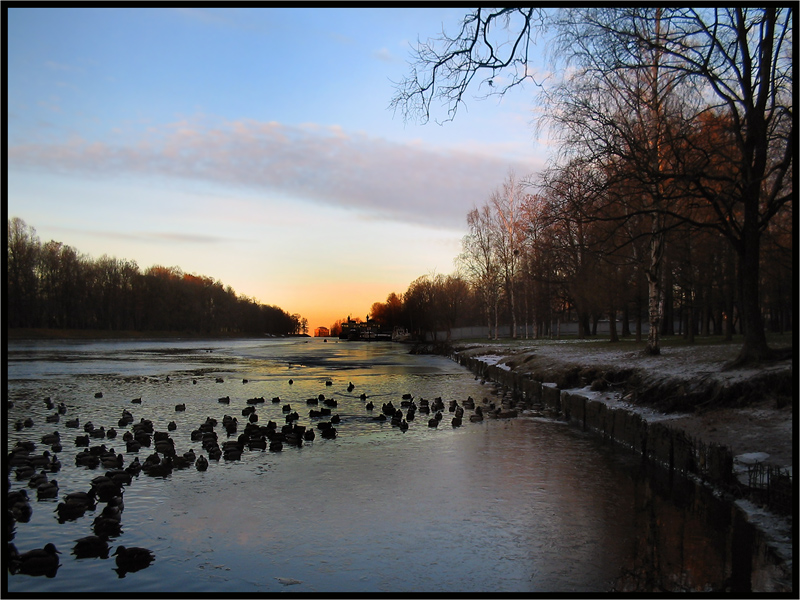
[9,542,61,577]
[72,535,110,559]
[113,545,155,576]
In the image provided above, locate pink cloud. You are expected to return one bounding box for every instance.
[8,119,539,230]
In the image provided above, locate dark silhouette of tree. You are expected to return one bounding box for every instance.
[6,218,300,336]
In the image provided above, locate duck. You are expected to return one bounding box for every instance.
[63,490,96,509]
[96,503,122,523]
[113,545,155,574]
[29,451,53,468]
[75,451,101,468]
[36,480,59,500]
[175,403,186,412]
[72,535,109,559]
[347,382,355,392]
[55,501,87,522]
[9,490,33,523]
[125,457,142,476]
[28,471,49,489]
[9,543,60,577]
[91,476,122,502]
[143,456,174,477]
[65,418,80,428]
[93,516,122,538]
[102,453,124,469]
[195,455,209,471]
[14,465,35,481]
[106,469,133,486]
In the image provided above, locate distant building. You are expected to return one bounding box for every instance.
[314,327,330,337]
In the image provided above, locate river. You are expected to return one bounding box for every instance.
[6,337,752,593]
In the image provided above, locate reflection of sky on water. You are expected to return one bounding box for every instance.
[7,338,738,594]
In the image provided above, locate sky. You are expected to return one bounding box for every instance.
[7,7,553,331]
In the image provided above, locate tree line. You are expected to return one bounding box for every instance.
[7,217,303,336]
[386,7,793,364]
[364,167,790,346]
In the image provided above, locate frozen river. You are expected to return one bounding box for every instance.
[6,337,747,593]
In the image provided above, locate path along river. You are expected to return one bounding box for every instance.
[6,338,753,594]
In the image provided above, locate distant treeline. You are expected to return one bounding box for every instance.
[7,218,303,336]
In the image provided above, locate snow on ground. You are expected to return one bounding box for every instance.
[458,338,794,469]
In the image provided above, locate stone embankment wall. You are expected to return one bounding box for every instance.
[453,350,793,594]
[454,351,735,485]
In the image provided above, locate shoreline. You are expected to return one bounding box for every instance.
[449,341,794,593]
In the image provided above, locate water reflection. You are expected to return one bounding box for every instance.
[6,338,758,593]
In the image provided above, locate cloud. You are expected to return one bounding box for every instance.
[373,47,398,62]
[8,119,537,231]
[44,225,233,246]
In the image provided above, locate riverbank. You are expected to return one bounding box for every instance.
[452,336,794,468]
[450,336,794,593]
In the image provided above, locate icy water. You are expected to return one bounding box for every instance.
[6,338,749,594]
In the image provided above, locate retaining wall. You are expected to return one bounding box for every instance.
[454,351,737,485]
[453,349,793,593]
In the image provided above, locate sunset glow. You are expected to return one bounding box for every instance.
[7,7,549,331]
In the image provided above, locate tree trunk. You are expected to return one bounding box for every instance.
[731,219,772,365]
[645,228,665,355]
[622,305,631,338]
[609,308,618,342]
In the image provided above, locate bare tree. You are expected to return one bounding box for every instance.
[390,8,547,124]
[555,6,793,364]
[458,205,502,339]
[490,171,528,338]
[393,7,792,365]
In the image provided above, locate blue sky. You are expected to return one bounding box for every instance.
[7,7,552,330]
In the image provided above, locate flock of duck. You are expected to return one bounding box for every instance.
[7,375,508,582]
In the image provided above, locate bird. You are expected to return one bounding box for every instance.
[72,535,110,559]
[64,490,96,506]
[113,545,155,575]
[36,480,59,500]
[9,543,61,577]
[55,500,88,522]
